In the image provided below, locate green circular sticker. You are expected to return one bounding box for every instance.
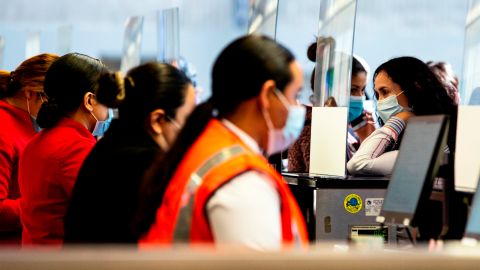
[344,194,363,214]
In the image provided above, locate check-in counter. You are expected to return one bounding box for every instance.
[2,244,480,270]
[283,173,393,244]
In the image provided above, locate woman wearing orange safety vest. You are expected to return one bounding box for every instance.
[135,35,308,250]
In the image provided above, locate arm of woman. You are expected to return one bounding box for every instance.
[347,116,406,175]
[0,139,21,232]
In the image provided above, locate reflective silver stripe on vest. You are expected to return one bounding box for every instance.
[173,145,246,242]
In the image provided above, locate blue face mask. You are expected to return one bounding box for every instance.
[30,116,41,133]
[376,92,406,123]
[91,108,114,137]
[263,89,306,155]
[349,95,364,122]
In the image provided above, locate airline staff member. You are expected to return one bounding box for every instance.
[136,35,308,250]
[19,53,109,246]
[0,54,58,244]
[64,63,196,243]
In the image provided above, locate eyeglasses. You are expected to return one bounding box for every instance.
[32,91,48,103]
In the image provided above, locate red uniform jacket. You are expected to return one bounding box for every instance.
[0,100,36,241]
[19,117,95,246]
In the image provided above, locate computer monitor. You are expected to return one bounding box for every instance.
[376,115,449,227]
[462,172,480,242]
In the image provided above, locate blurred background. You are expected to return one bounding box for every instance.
[0,0,470,102]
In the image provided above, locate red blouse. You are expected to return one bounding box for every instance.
[0,100,36,239]
[19,117,95,246]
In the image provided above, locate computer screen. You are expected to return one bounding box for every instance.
[377,115,449,226]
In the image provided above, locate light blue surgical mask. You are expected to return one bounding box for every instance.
[376,91,407,123]
[349,95,364,122]
[30,115,41,133]
[91,108,114,137]
[262,89,306,156]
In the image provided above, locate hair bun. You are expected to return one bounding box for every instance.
[0,70,11,98]
[96,72,126,108]
[36,101,61,128]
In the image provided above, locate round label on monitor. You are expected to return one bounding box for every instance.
[344,194,363,214]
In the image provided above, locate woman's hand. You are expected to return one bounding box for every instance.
[363,111,375,124]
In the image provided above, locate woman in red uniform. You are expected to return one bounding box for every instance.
[0,54,59,244]
[18,53,109,246]
[136,35,308,250]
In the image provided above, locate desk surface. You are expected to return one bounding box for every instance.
[283,173,390,189]
[1,243,480,270]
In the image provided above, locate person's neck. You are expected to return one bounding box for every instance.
[224,106,265,147]
[69,109,94,132]
[5,95,28,113]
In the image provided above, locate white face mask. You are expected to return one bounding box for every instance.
[376,91,411,123]
[262,89,306,156]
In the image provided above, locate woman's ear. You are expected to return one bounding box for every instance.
[258,79,276,110]
[83,92,95,112]
[23,89,33,100]
[149,108,166,135]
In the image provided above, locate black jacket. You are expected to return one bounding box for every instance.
[64,120,161,243]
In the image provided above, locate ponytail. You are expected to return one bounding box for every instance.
[36,99,61,128]
[0,70,11,99]
[134,101,214,236]
[0,70,22,99]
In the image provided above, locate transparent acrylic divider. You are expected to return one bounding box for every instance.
[25,32,40,59]
[120,16,144,74]
[57,25,73,55]
[157,7,180,64]
[0,37,4,69]
[456,0,480,192]
[309,0,357,177]
[247,0,279,39]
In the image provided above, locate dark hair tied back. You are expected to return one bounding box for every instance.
[96,72,128,108]
[0,71,12,98]
[37,53,108,128]
[36,100,61,128]
[6,71,21,97]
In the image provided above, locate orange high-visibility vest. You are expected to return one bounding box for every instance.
[139,119,308,247]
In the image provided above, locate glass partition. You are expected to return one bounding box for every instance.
[120,16,144,74]
[157,7,180,64]
[461,0,480,105]
[57,25,73,55]
[354,0,468,100]
[247,0,279,38]
[0,37,4,69]
[455,0,480,192]
[177,0,247,102]
[313,0,357,108]
[25,32,40,59]
[307,0,357,176]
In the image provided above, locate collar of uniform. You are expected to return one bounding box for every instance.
[0,99,33,126]
[56,117,95,140]
[221,119,261,154]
